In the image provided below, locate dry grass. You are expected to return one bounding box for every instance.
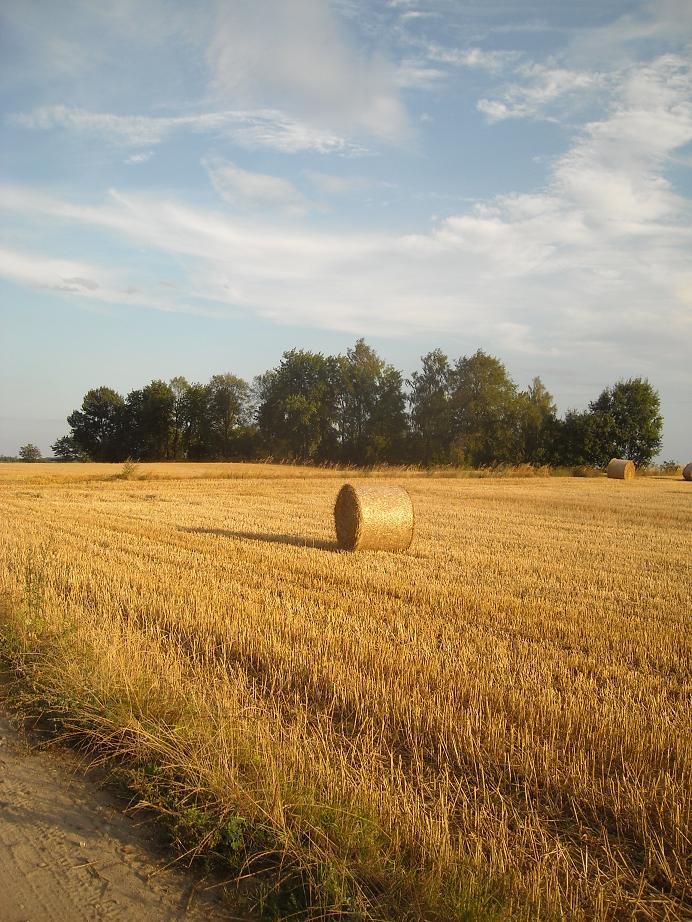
[0,462,690,920]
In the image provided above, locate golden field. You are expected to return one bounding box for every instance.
[0,462,690,920]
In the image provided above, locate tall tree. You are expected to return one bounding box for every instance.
[256,350,339,461]
[179,382,212,460]
[169,376,190,460]
[587,377,663,466]
[19,443,41,462]
[50,434,82,461]
[408,349,454,464]
[553,410,601,466]
[123,380,175,460]
[142,379,175,459]
[67,387,126,461]
[515,376,557,463]
[450,350,518,465]
[368,364,409,463]
[337,339,408,464]
[206,373,251,458]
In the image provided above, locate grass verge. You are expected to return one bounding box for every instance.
[0,588,507,922]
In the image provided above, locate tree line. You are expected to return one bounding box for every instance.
[51,340,663,467]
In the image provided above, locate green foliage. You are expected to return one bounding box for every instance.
[555,378,663,467]
[50,434,83,461]
[450,350,518,466]
[178,381,213,459]
[206,373,251,458]
[658,459,680,474]
[67,386,126,462]
[18,442,42,462]
[256,349,340,461]
[338,339,408,464]
[408,349,455,464]
[587,377,662,466]
[60,344,664,470]
[514,377,557,463]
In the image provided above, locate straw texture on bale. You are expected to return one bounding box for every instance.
[334,483,414,551]
[683,462,692,481]
[607,458,636,480]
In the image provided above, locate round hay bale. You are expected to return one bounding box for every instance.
[334,483,414,551]
[607,458,636,480]
[683,462,692,481]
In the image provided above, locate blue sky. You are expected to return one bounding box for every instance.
[1,0,691,460]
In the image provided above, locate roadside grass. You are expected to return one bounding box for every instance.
[0,589,506,921]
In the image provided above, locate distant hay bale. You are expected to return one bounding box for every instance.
[607,458,636,480]
[334,483,414,551]
[683,463,692,481]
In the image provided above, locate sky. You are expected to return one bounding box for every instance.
[1,0,691,461]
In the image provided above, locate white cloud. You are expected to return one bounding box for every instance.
[478,61,608,122]
[304,171,380,195]
[471,0,692,126]
[204,158,307,213]
[223,111,365,155]
[425,44,521,74]
[551,55,692,227]
[0,246,184,313]
[125,151,154,165]
[396,60,446,89]
[1,51,690,373]
[567,0,692,67]
[0,248,99,290]
[11,104,362,155]
[208,0,408,141]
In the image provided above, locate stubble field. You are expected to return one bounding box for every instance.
[0,462,690,920]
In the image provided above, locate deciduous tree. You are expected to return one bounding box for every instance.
[206,373,251,458]
[67,387,126,461]
[337,339,408,464]
[450,350,518,466]
[19,443,41,462]
[408,349,454,464]
[588,378,662,466]
[256,350,339,461]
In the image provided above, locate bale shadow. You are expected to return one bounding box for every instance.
[181,525,339,551]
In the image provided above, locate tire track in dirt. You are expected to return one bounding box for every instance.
[0,709,244,922]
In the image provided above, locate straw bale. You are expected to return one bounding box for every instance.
[334,483,414,551]
[607,458,636,480]
[683,462,692,481]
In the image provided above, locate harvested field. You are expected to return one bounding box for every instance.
[0,462,690,920]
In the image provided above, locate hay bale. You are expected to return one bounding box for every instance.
[683,462,692,481]
[334,483,414,551]
[607,458,636,480]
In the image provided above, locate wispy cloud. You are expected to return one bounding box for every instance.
[125,150,154,165]
[566,0,692,66]
[0,246,186,313]
[303,171,386,196]
[11,104,363,155]
[396,60,446,89]
[2,47,690,365]
[424,44,522,74]
[477,61,608,122]
[204,158,307,213]
[0,248,100,290]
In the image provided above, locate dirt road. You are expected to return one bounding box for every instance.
[0,709,241,922]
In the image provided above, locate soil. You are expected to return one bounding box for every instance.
[0,706,248,922]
